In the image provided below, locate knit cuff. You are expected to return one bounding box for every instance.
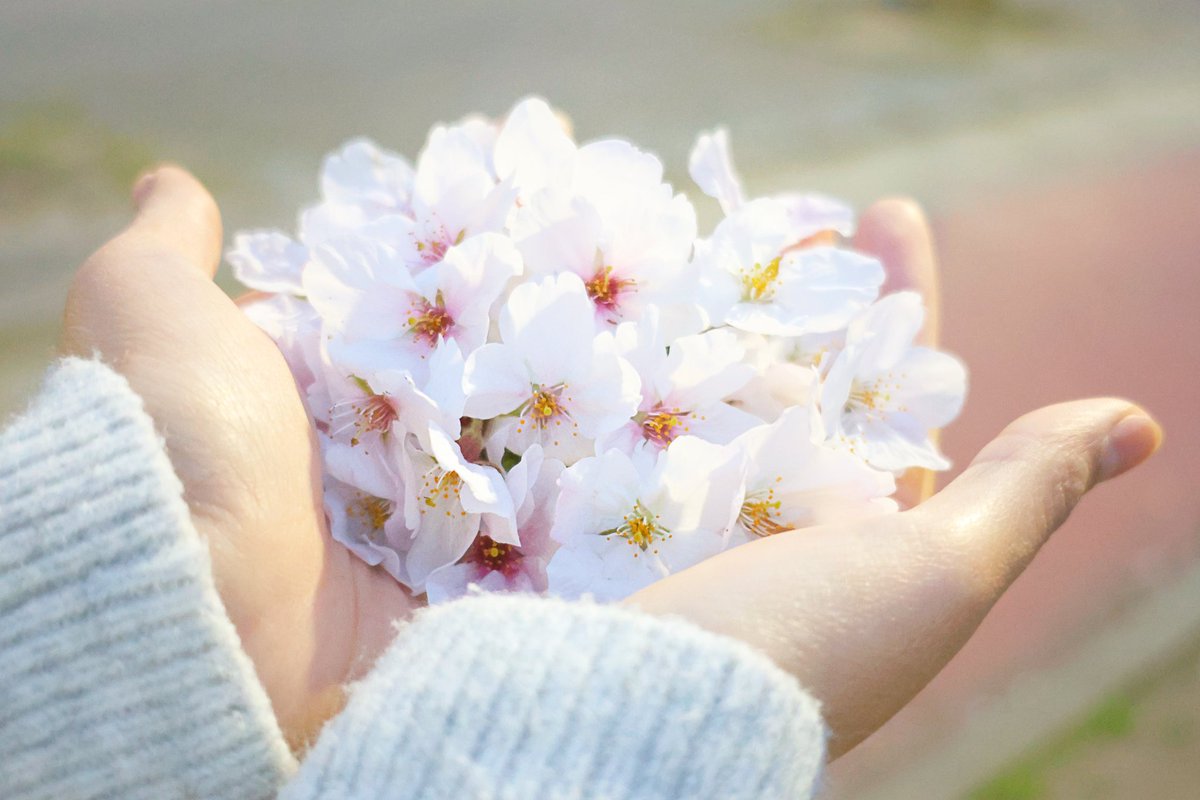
[284,594,826,800]
[0,358,295,800]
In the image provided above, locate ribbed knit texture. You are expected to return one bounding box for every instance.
[0,358,296,800]
[1,358,828,799]
[283,594,827,800]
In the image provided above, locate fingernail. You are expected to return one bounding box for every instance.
[1098,409,1163,482]
[132,169,159,208]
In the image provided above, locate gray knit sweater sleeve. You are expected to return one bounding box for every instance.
[285,595,827,800]
[0,359,827,800]
[0,359,297,799]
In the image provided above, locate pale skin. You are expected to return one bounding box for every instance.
[61,166,1162,758]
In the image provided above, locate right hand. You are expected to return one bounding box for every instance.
[626,199,1163,758]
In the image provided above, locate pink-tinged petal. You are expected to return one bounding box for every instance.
[433,233,524,349]
[848,291,926,370]
[593,421,646,457]
[227,230,309,293]
[688,128,745,215]
[501,273,598,381]
[545,542,609,599]
[547,538,666,602]
[657,529,728,574]
[683,402,762,445]
[565,336,641,440]
[573,140,665,212]
[325,335,427,384]
[429,426,511,512]
[323,440,400,501]
[551,450,641,546]
[841,413,950,472]
[302,237,415,340]
[323,476,409,585]
[464,177,520,238]
[513,204,599,276]
[775,192,856,240]
[463,343,533,419]
[241,294,323,393]
[773,247,885,334]
[321,137,414,215]
[423,562,479,604]
[663,328,755,409]
[404,507,481,591]
[494,97,577,194]
[892,347,968,429]
[414,125,495,211]
[820,347,859,434]
[425,558,541,605]
[657,436,745,536]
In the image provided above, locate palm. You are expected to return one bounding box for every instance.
[62,168,416,749]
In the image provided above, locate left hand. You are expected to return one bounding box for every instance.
[60,166,418,751]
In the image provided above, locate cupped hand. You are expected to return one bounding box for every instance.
[625,199,1163,758]
[60,167,417,751]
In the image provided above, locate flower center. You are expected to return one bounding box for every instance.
[347,493,394,542]
[532,390,560,419]
[517,384,572,432]
[414,225,465,265]
[420,469,466,518]
[602,501,672,555]
[350,394,398,446]
[330,380,398,446]
[740,256,781,302]
[640,408,691,447]
[407,292,454,345]
[468,535,523,578]
[845,376,898,418]
[739,484,790,538]
[585,266,635,315]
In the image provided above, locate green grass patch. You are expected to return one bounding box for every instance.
[969,693,1137,800]
[971,634,1200,799]
[0,100,154,214]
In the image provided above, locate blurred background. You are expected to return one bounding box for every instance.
[2,1,1198,796]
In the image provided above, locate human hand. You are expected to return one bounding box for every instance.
[624,199,1163,758]
[60,167,417,751]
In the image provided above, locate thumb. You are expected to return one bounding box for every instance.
[129,165,223,277]
[916,399,1162,596]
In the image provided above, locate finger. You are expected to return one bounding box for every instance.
[627,400,1161,757]
[129,165,224,277]
[853,197,941,507]
[854,197,940,341]
[915,398,1163,596]
[62,165,227,356]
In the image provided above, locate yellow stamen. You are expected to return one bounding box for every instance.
[741,256,781,302]
[739,485,790,537]
[602,501,672,552]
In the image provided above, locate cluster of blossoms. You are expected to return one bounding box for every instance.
[232,98,967,603]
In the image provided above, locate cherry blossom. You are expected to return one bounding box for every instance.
[463,273,641,464]
[694,198,885,336]
[821,292,967,471]
[304,232,521,367]
[547,437,744,601]
[232,96,970,603]
[393,425,517,591]
[726,408,897,549]
[425,445,564,603]
[599,308,758,454]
